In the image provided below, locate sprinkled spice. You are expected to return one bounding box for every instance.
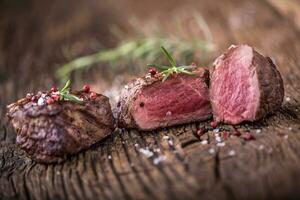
[83,84,90,93]
[209,148,215,154]
[139,102,145,107]
[228,150,236,156]
[148,67,157,76]
[31,96,38,102]
[233,130,241,137]
[52,94,60,101]
[50,86,58,92]
[201,140,208,145]
[217,142,226,147]
[197,128,205,137]
[46,98,55,105]
[223,131,230,139]
[90,92,97,100]
[210,121,218,128]
[153,156,167,165]
[26,93,32,100]
[242,132,255,141]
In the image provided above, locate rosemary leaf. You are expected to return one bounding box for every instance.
[161,46,177,67]
[63,93,84,104]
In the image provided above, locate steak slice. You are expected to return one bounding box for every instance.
[210,44,284,124]
[117,68,212,130]
[7,91,114,163]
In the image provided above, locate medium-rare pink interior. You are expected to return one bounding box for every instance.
[210,45,260,124]
[131,73,211,130]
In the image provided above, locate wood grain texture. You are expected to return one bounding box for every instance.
[0,0,300,199]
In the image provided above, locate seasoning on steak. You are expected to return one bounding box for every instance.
[210,44,284,124]
[116,67,212,130]
[7,91,114,163]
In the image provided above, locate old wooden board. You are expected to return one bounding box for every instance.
[0,0,300,199]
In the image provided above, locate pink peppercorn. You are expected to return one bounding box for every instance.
[47,98,55,105]
[83,84,90,93]
[197,128,205,137]
[223,131,230,139]
[50,86,58,92]
[233,129,241,137]
[148,68,157,76]
[52,94,60,101]
[90,92,97,100]
[242,132,255,141]
[210,121,218,128]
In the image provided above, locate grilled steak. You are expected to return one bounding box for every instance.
[210,44,284,124]
[116,68,212,130]
[7,91,114,163]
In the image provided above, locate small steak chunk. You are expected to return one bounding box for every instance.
[7,91,114,163]
[117,68,212,130]
[210,45,284,124]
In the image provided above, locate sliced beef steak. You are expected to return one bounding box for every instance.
[117,68,212,130]
[210,44,284,124]
[7,91,114,163]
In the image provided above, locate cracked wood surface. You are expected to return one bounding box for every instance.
[0,0,300,199]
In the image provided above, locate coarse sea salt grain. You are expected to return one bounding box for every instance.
[163,136,170,140]
[228,150,236,156]
[37,98,45,106]
[216,136,222,143]
[288,127,292,131]
[285,97,291,102]
[209,148,215,154]
[213,128,220,133]
[139,148,154,158]
[256,129,262,134]
[108,155,112,160]
[217,142,226,147]
[168,140,174,146]
[145,75,151,79]
[258,144,264,150]
[124,85,129,89]
[153,156,167,165]
[284,135,288,139]
[201,140,208,145]
[134,143,139,147]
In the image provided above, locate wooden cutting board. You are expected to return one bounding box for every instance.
[0,0,299,199]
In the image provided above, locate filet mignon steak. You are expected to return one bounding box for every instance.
[210,44,284,124]
[117,68,212,130]
[7,91,114,163]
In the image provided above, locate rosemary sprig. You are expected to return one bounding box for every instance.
[58,80,83,104]
[148,46,194,82]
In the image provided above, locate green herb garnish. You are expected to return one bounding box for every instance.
[58,80,83,104]
[148,46,194,82]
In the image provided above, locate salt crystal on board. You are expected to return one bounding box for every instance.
[153,156,167,165]
[139,148,154,158]
[228,150,236,156]
[201,140,208,145]
[209,148,215,154]
[163,136,169,140]
[258,144,264,150]
[217,142,226,147]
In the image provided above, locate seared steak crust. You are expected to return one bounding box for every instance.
[7,91,114,163]
[116,68,212,130]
